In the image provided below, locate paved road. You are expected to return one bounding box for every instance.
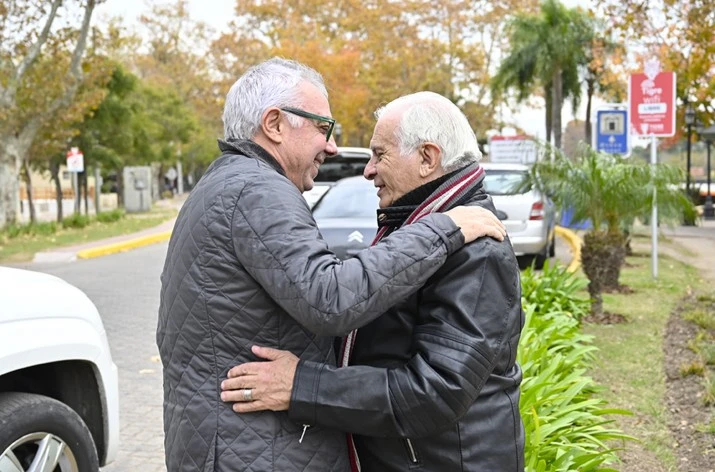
[17,243,169,472]
[13,235,573,471]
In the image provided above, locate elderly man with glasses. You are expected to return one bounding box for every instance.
[156,58,507,471]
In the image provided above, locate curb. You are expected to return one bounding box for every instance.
[76,231,172,259]
[554,225,582,273]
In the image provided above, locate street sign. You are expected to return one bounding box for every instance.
[66,147,84,173]
[628,59,676,137]
[595,109,629,155]
[487,135,537,164]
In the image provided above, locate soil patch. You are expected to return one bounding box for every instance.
[663,297,715,471]
[584,311,629,324]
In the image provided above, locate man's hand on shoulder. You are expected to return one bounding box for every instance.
[444,206,506,243]
[221,346,298,413]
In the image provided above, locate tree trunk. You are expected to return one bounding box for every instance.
[82,171,89,215]
[602,232,627,290]
[581,231,628,315]
[551,68,563,150]
[116,170,124,208]
[544,85,553,145]
[0,0,96,230]
[584,78,595,147]
[21,157,36,224]
[50,161,63,222]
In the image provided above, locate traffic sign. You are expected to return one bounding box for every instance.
[66,147,84,173]
[595,109,629,155]
[487,135,537,164]
[628,59,676,137]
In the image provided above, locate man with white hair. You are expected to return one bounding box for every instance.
[157,59,507,471]
[222,91,525,471]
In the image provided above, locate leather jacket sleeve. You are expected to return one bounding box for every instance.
[230,176,465,336]
[288,238,521,438]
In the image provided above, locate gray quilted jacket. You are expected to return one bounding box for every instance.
[156,140,465,471]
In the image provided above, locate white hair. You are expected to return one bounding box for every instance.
[222,57,328,140]
[374,91,482,172]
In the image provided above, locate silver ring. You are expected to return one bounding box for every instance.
[242,388,253,402]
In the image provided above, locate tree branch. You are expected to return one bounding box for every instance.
[46,0,97,117]
[0,0,63,108]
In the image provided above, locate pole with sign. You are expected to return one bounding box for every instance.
[593,106,629,156]
[628,58,676,279]
[66,147,84,214]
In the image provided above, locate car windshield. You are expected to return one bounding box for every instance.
[315,151,370,182]
[312,181,379,219]
[483,170,531,196]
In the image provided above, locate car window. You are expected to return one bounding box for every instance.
[483,170,531,195]
[312,182,379,218]
[315,151,370,182]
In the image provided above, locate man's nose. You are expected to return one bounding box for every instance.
[364,158,377,180]
[325,135,338,155]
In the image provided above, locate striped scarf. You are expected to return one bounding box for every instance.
[339,162,485,471]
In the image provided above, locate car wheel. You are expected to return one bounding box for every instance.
[0,392,98,472]
[549,235,556,258]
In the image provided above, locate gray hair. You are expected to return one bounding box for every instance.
[374,91,482,172]
[223,57,328,140]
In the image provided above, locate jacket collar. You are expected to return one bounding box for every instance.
[217,139,286,176]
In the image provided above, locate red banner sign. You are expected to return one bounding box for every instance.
[628,60,676,137]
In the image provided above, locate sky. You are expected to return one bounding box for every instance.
[95,0,599,142]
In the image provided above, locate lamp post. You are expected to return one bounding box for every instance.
[685,104,695,194]
[700,124,715,219]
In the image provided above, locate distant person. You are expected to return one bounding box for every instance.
[221,91,525,471]
[156,59,506,471]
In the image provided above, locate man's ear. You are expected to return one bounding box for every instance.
[419,142,442,178]
[260,108,284,144]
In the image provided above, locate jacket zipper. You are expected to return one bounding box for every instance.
[405,438,419,464]
[299,424,310,443]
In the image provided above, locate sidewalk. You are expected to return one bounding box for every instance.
[634,218,715,282]
[32,198,183,263]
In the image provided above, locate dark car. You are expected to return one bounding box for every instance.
[303,147,371,208]
[312,176,378,259]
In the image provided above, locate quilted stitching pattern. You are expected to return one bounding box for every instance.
[157,143,460,471]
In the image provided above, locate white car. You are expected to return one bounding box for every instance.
[0,267,119,471]
[481,162,556,269]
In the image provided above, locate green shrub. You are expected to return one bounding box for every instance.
[521,261,590,319]
[62,213,90,229]
[2,221,57,239]
[519,268,633,471]
[96,209,125,223]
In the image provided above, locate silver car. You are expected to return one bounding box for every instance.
[481,162,556,269]
[312,176,378,260]
[313,163,556,269]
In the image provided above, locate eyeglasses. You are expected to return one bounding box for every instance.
[280,107,336,142]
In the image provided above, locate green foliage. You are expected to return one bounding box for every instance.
[62,213,90,229]
[96,209,125,223]
[1,221,58,240]
[531,146,695,235]
[680,361,706,377]
[519,267,633,471]
[521,261,590,319]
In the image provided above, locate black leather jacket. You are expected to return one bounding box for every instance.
[289,191,525,471]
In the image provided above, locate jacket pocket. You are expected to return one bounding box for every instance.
[403,438,423,468]
[272,426,349,471]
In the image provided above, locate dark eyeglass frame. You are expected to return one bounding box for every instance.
[280,107,336,142]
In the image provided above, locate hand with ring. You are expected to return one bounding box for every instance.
[221,345,299,413]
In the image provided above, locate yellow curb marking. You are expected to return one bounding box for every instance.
[554,225,582,273]
[76,231,172,259]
